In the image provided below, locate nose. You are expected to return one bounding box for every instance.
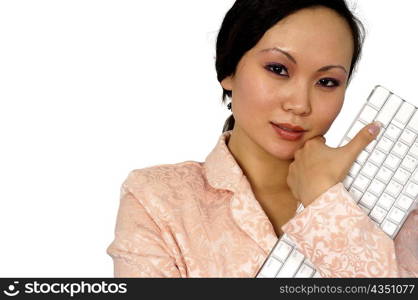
[281,86,312,116]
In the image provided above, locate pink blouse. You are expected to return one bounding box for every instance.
[107,130,418,277]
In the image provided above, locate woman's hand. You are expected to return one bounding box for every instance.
[287,121,383,207]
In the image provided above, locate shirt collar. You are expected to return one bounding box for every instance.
[203,130,278,255]
[203,130,243,193]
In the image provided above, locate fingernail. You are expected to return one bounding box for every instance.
[368,121,383,135]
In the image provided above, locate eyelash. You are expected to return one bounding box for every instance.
[265,63,341,88]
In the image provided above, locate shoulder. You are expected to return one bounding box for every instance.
[121,161,207,208]
[124,161,204,188]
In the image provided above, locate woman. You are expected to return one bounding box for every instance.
[107,0,418,277]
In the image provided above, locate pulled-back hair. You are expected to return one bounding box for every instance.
[215,0,366,133]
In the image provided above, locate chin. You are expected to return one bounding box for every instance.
[268,144,299,160]
[277,152,296,161]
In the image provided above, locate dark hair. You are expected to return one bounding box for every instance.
[216,0,366,133]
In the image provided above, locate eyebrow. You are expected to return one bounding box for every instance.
[259,47,348,74]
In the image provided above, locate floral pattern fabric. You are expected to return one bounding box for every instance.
[107,130,418,277]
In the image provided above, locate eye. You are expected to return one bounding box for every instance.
[318,78,340,88]
[266,63,289,77]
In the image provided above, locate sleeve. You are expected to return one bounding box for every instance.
[394,207,418,277]
[281,182,401,277]
[106,180,181,278]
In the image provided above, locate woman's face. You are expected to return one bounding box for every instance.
[222,6,354,160]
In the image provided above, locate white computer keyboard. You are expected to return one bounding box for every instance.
[256,85,418,278]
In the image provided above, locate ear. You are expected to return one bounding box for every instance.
[220,75,234,91]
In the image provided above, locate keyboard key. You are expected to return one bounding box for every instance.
[376,193,395,210]
[347,121,366,139]
[385,180,403,198]
[375,94,403,127]
[281,233,296,247]
[260,257,282,277]
[349,162,362,177]
[381,219,398,237]
[384,154,401,170]
[368,179,386,197]
[407,110,418,134]
[302,258,315,268]
[356,150,370,165]
[343,176,354,189]
[376,127,385,141]
[296,203,305,214]
[405,181,418,199]
[370,206,387,224]
[409,143,418,159]
[359,105,378,123]
[353,174,370,192]
[388,207,406,224]
[376,136,394,154]
[272,241,293,262]
[392,141,409,159]
[375,166,393,184]
[276,249,305,277]
[340,138,350,147]
[411,170,418,183]
[395,194,414,211]
[384,124,402,141]
[369,149,387,165]
[361,162,379,179]
[393,168,411,185]
[366,139,377,153]
[399,129,417,146]
[349,187,363,202]
[369,86,390,109]
[358,203,371,215]
[294,263,315,278]
[394,101,415,126]
[359,191,378,209]
[401,155,418,172]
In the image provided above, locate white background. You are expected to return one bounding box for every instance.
[0,1,417,276]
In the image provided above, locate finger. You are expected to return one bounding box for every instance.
[307,135,326,144]
[312,136,327,146]
[343,121,383,161]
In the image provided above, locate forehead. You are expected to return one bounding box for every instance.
[252,7,354,63]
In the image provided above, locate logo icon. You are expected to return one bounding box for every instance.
[3,281,20,297]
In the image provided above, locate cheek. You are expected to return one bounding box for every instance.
[233,71,272,118]
[314,101,343,131]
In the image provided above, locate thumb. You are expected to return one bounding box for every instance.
[343,121,383,161]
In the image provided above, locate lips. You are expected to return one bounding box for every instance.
[271,122,306,132]
[270,121,308,141]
